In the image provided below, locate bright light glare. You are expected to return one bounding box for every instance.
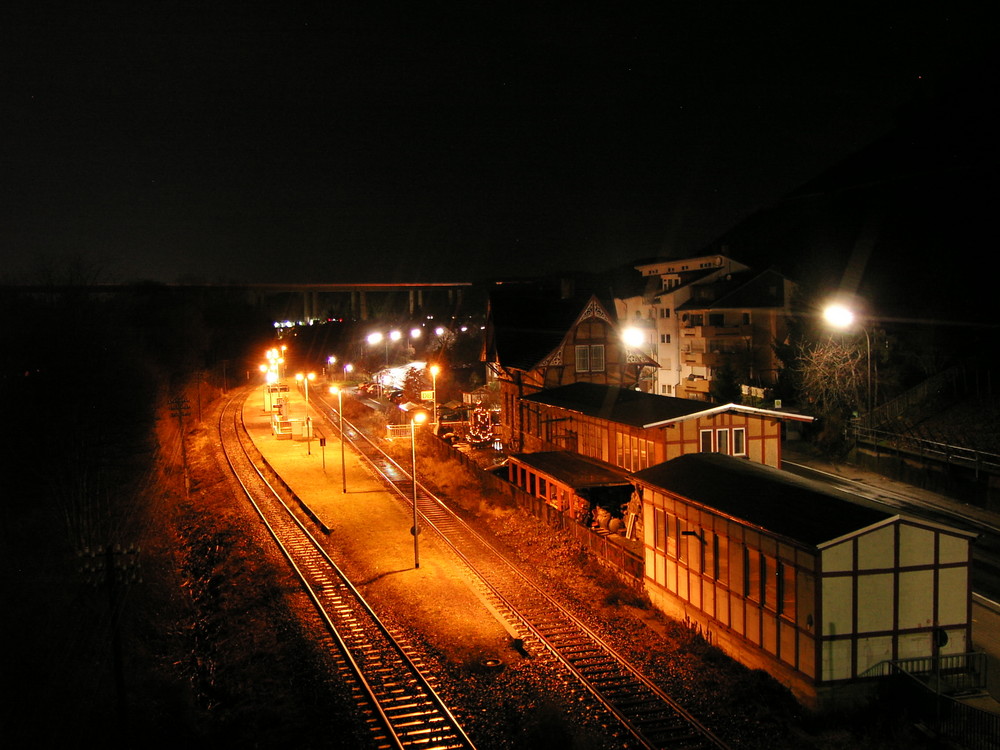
[390,330,402,341]
[823,304,855,329]
[622,327,645,348]
[413,411,428,424]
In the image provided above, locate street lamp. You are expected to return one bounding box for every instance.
[330,386,347,493]
[410,410,427,569]
[296,371,316,403]
[367,331,388,366]
[343,362,353,383]
[429,364,440,431]
[823,303,872,414]
[259,364,269,409]
[622,326,646,349]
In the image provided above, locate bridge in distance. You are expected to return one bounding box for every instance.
[242,281,477,323]
[8,280,481,324]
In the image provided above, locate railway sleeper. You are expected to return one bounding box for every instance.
[589,673,631,687]
[548,638,597,651]
[568,655,616,668]
[387,707,446,722]
[636,730,702,747]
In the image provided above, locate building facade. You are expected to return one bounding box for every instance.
[519,381,813,471]
[615,256,794,401]
[483,288,657,453]
[633,453,976,709]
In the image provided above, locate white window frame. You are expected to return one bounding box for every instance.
[589,344,605,372]
[716,428,730,455]
[732,427,746,456]
[699,429,714,452]
[575,344,605,373]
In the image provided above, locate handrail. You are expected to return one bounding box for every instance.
[850,423,1000,476]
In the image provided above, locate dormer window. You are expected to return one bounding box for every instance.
[575,344,605,373]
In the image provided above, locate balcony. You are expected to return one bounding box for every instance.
[681,324,747,340]
[682,350,728,368]
[681,375,711,395]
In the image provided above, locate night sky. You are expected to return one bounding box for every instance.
[2,4,994,285]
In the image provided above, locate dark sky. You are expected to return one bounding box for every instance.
[2,4,993,285]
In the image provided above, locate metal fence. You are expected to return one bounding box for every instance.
[862,652,999,750]
[851,423,1000,479]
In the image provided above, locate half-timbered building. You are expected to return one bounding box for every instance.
[632,453,976,709]
[519,381,813,470]
[483,287,658,452]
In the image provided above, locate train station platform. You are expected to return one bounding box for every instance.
[240,383,519,668]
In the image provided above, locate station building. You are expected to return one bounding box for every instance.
[519,381,813,471]
[632,453,977,709]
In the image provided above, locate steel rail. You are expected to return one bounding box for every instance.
[317,390,732,750]
[218,389,476,750]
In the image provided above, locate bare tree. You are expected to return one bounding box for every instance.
[795,338,867,417]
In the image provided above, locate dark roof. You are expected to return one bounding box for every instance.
[486,289,608,371]
[509,451,631,489]
[522,382,720,428]
[632,453,893,546]
[674,269,787,312]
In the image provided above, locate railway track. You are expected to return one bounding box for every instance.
[313,389,732,750]
[218,390,476,750]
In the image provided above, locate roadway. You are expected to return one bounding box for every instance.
[783,443,1000,712]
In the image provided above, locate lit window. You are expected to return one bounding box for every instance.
[575,344,605,373]
[717,428,729,454]
[700,430,713,452]
[716,535,729,584]
[589,344,605,372]
[745,547,761,602]
[733,428,746,456]
[653,508,666,552]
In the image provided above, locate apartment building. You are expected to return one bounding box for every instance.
[616,255,794,401]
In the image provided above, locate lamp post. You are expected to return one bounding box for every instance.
[622,325,651,391]
[296,371,316,403]
[261,367,278,410]
[823,303,872,414]
[367,331,388,367]
[410,411,427,569]
[429,364,440,431]
[330,386,347,493]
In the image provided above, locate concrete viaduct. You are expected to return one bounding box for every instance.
[244,281,475,322]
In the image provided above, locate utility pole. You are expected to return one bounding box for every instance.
[169,395,191,498]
